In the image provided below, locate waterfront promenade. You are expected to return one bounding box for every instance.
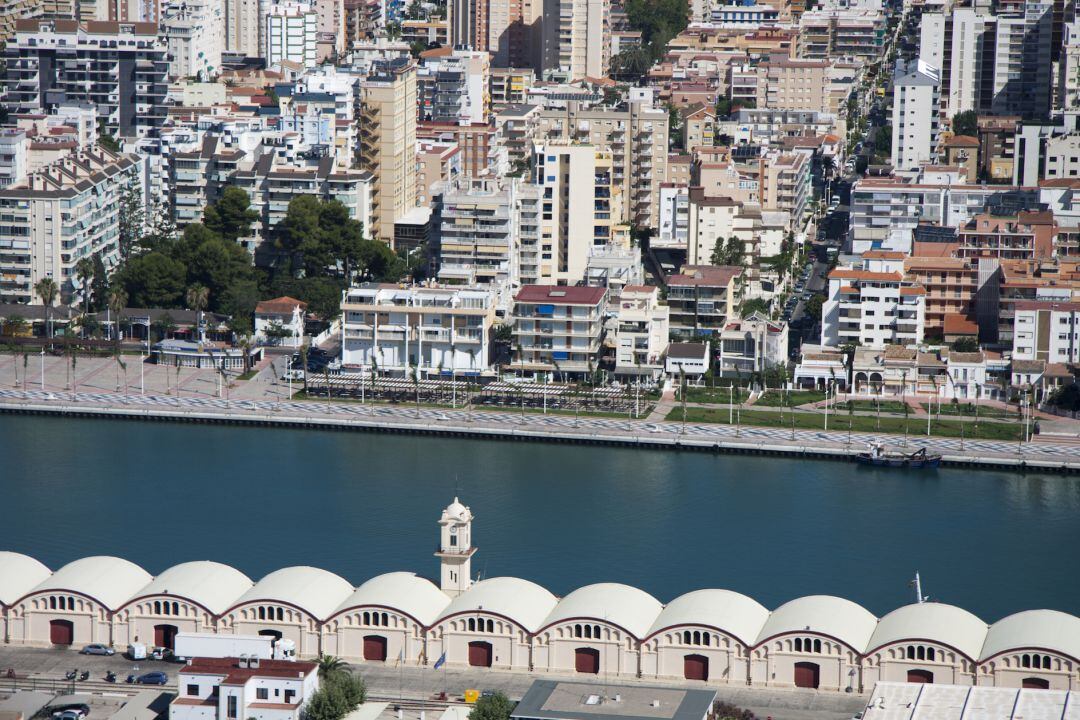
[0,353,1076,471]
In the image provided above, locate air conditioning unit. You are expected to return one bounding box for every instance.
[250,657,261,669]
[238,654,249,668]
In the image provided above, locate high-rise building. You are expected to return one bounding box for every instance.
[891,59,941,173]
[488,0,542,70]
[542,0,609,80]
[226,0,261,56]
[0,146,140,305]
[265,1,318,68]
[161,0,225,79]
[2,19,168,138]
[360,57,418,244]
[417,49,490,125]
[531,142,618,285]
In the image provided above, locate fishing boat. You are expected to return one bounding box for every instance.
[856,441,941,468]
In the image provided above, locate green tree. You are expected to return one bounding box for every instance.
[611,46,652,80]
[710,236,745,266]
[90,255,110,312]
[186,284,210,345]
[140,200,177,254]
[952,110,978,138]
[278,195,323,258]
[951,336,979,352]
[740,298,770,317]
[204,187,260,244]
[316,655,347,679]
[117,174,146,261]
[623,0,689,59]
[74,257,96,313]
[34,277,59,343]
[98,133,121,152]
[220,279,262,334]
[173,224,255,311]
[108,288,128,343]
[114,252,187,308]
[804,294,824,323]
[468,692,514,720]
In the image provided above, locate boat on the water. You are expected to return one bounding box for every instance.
[856,441,942,468]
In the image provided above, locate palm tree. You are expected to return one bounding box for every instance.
[237,333,254,374]
[299,344,309,394]
[35,277,59,348]
[74,258,95,313]
[410,363,420,417]
[186,284,210,348]
[316,655,346,679]
[108,289,128,389]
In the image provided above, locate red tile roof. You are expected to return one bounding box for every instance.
[255,296,307,314]
[180,657,317,685]
[515,285,607,305]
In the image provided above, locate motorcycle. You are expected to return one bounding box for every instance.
[5,668,15,679]
[64,670,77,681]
[126,674,136,684]
[79,671,89,681]
[105,671,117,683]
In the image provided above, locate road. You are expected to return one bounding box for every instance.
[0,645,868,720]
[0,387,1076,470]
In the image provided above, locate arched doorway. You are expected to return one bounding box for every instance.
[907,669,934,684]
[49,619,74,645]
[363,635,387,662]
[794,661,820,689]
[575,647,600,674]
[154,624,179,649]
[870,373,883,395]
[468,641,492,667]
[683,654,709,681]
[1022,677,1050,689]
[854,372,868,393]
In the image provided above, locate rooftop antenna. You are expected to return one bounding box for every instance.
[909,571,929,604]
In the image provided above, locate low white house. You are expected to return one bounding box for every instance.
[170,657,319,720]
[255,297,307,348]
[665,342,711,378]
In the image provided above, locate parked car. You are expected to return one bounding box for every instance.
[49,705,89,718]
[136,671,168,685]
[53,711,86,720]
[80,644,114,656]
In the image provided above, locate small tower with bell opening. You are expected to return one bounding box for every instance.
[435,497,475,596]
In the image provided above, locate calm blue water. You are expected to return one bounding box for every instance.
[1,415,1078,621]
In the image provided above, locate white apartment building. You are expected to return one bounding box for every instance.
[0,131,28,189]
[1060,20,1080,111]
[170,657,319,720]
[614,285,669,378]
[0,147,139,305]
[532,143,618,286]
[436,179,523,286]
[821,257,926,348]
[544,0,610,80]
[685,189,755,266]
[225,0,261,56]
[265,2,318,68]
[418,50,490,125]
[341,284,498,376]
[656,184,689,250]
[512,284,608,376]
[919,8,986,117]
[942,351,990,400]
[1012,300,1080,364]
[161,0,225,80]
[891,59,940,174]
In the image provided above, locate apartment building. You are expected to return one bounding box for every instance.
[232,155,372,246]
[170,658,319,720]
[667,264,743,335]
[160,0,224,80]
[758,150,810,228]
[1011,300,1080,364]
[685,189,759,266]
[657,184,690,249]
[903,256,977,341]
[512,284,608,376]
[359,57,418,244]
[417,49,489,125]
[798,9,884,61]
[614,285,669,378]
[416,140,460,207]
[2,19,168,139]
[435,179,524,285]
[487,0,542,70]
[680,103,716,150]
[531,143,618,286]
[753,56,851,117]
[490,69,535,110]
[265,2,318,68]
[956,211,1056,261]
[891,59,940,174]
[533,98,668,228]
[821,258,926,348]
[341,283,498,375]
[717,311,789,377]
[0,147,139,305]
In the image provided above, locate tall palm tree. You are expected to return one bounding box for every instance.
[299,344,309,394]
[186,284,210,348]
[74,258,95,313]
[35,277,59,348]
[108,288,128,390]
[237,333,254,374]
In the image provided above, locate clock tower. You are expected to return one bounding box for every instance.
[435,497,475,597]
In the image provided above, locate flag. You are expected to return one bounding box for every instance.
[433,651,446,669]
[396,648,404,667]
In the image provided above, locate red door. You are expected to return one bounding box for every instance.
[794,661,820,689]
[907,669,934,684]
[1023,677,1050,689]
[684,654,709,681]
[50,620,74,645]
[468,641,492,667]
[154,624,178,649]
[363,635,387,662]
[575,648,600,674]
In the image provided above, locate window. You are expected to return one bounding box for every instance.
[276,607,284,621]
[256,688,269,700]
[187,685,198,697]
[284,691,296,704]
[259,607,266,620]
[227,696,238,719]
[154,601,161,614]
[172,602,180,615]
[50,597,57,610]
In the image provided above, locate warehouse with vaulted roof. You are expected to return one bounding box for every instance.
[863,603,987,687]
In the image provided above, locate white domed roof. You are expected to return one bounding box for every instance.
[0,552,51,606]
[756,595,878,651]
[131,561,254,616]
[333,572,451,626]
[436,577,557,633]
[868,603,988,660]
[31,556,152,610]
[981,610,1080,662]
[647,589,770,646]
[441,497,470,522]
[542,583,663,639]
[233,566,353,621]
